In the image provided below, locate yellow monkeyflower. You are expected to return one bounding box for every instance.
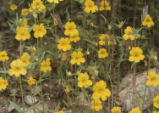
[47,0,64,4]
[70,51,85,65]
[78,72,92,88]
[21,52,30,66]
[21,8,29,16]
[153,95,159,108]
[54,110,64,113]
[65,85,70,93]
[9,59,27,77]
[40,58,52,72]
[142,14,154,28]
[91,99,103,111]
[0,77,8,91]
[123,26,135,40]
[15,26,31,41]
[64,22,78,36]
[18,18,29,27]
[84,0,98,13]
[129,47,145,63]
[10,4,17,11]
[69,32,80,43]
[98,48,108,58]
[27,77,36,86]
[146,71,159,87]
[61,53,67,61]
[31,0,46,13]
[0,51,9,62]
[129,107,142,113]
[100,0,111,11]
[92,80,111,101]
[33,24,47,38]
[99,34,111,45]
[111,107,122,113]
[57,38,72,51]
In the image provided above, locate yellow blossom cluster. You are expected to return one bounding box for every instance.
[142,14,154,28]
[99,0,111,11]
[129,107,142,113]
[129,47,145,63]
[33,23,47,38]
[77,72,92,88]
[123,26,135,40]
[0,51,9,62]
[70,51,85,65]
[40,58,52,72]
[91,80,111,111]
[0,77,8,91]
[47,0,64,4]
[146,71,159,87]
[84,0,98,13]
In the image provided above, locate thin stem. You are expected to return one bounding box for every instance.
[19,76,25,113]
[20,40,22,57]
[39,72,45,111]
[133,63,137,107]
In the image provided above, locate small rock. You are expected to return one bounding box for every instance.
[119,68,159,111]
[8,103,15,112]
[25,95,38,105]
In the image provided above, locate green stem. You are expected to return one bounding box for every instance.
[20,40,22,57]
[39,72,45,111]
[19,76,25,113]
[133,63,137,107]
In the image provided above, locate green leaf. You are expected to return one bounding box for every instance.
[0,70,8,74]
[10,101,22,113]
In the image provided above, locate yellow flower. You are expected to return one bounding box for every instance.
[0,51,9,62]
[69,32,80,43]
[40,58,52,72]
[21,8,29,16]
[84,0,98,13]
[65,85,70,93]
[27,77,36,86]
[98,48,108,58]
[33,24,47,38]
[54,18,58,25]
[111,107,122,113]
[146,71,159,87]
[99,0,111,11]
[92,80,111,101]
[0,77,8,91]
[91,99,103,111]
[21,52,30,66]
[99,34,111,45]
[9,59,27,77]
[78,72,92,88]
[123,26,135,40]
[31,0,46,13]
[129,107,142,113]
[70,51,85,65]
[54,110,64,113]
[142,14,154,28]
[61,53,67,61]
[153,95,159,108]
[57,38,72,51]
[64,22,78,36]
[10,4,17,11]
[18,18,29,27]
[15,26,30,41]
[129,47,145,63]
[67,71,72,77]
[48,0,64,4]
